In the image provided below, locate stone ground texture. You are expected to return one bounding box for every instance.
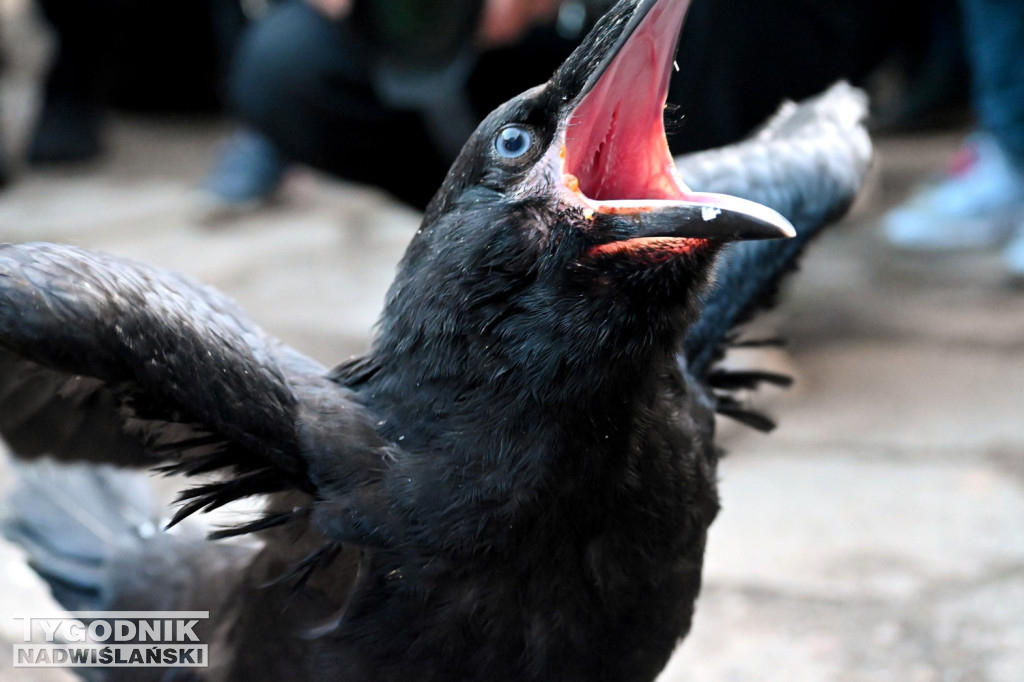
[0,3,1022,680]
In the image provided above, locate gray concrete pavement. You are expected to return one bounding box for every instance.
[0,4,1022,680]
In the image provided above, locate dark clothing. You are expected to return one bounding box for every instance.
[229,1,580,208]
[670,0,905,151]
[27,0,246,164]
[35,0,245,113]
[230,1,452,208]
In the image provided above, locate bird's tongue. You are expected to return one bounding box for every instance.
[560,0,794,248]
[563,0,692,203]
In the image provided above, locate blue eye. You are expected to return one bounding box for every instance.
[495,126,533,159]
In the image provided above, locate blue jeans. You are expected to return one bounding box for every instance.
[959,0,1024,170]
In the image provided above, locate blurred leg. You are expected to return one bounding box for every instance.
[958,0,1024,170]
[960,0,1024,276]
[28,0,106,162]
[883,0,1024,253]
[229,0,449,208]
[0,15,6,186]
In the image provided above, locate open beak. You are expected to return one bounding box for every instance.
[548,0,795,254]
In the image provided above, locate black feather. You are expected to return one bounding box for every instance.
[167,469,290,528]
[207,511,297,541]
[713,400,779,433]
[708,369,794,391]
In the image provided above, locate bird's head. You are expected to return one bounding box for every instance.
[375,0,794,389]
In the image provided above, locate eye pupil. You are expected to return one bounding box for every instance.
[495,126,532,159]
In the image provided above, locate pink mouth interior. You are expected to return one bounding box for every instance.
[564,0,692,202]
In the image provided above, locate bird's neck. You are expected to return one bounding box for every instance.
[366,306,684,432]
[355,319,694,552]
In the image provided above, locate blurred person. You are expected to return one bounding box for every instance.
[869,0,970,131]
[203,0,904,211]
[25,0,248,164]
[882,0,1024,279]
[202,0,568,210]
[0,42,7,188]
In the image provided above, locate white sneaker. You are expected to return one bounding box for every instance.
[882,133,1024,251]
[1003,224,1024,280]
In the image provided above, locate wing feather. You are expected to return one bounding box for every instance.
[0,243,395,545]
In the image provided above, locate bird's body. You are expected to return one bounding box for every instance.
[0,237,718,681]
[0,0,871,680]
[244,351,716,682]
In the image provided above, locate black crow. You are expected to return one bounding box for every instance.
[0,0,871,679]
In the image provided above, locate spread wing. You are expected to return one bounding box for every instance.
[678,82,872,375]
[675,83,872,430]
[0,242,394,540]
